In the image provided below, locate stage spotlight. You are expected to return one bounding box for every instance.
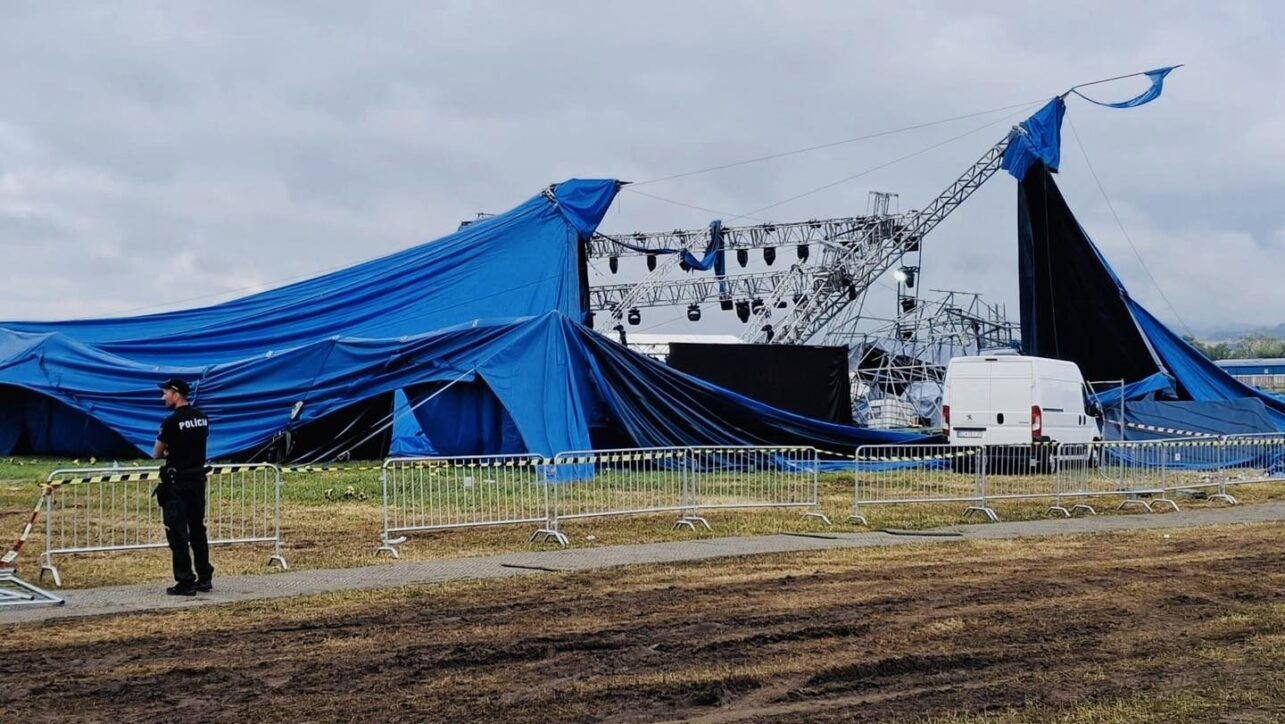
[763,247,776,266]
[761,324,774,342]
[796,244,809,262]
[720,297,734,311]
[750,298,764,315]
[686,303,701,322]
[608,255,619,274]
[895,266,917,288]
[735,300,751,323]
[646,254,658,272]
[678,257,691,272]
[736,248,749,267]
[627,308,641,326]
[900,297,917,314]
[846,283,858,301]
[613,324,627,345]
[775,299,788,308]
[897,325,914,341]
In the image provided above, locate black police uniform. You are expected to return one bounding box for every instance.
[157,404,213,588]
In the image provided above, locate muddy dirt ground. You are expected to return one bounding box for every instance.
[4,523,1285,722]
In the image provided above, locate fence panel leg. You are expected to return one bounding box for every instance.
[675,450,710,531]
[1152,455,1180,513]
[269,469,289,569]
[530,464,569,547]
[963,448,999,523]
[801,451,831,526]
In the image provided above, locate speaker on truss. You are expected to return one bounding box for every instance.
[796,244,809,262]
[647,254,658,271]
[763,247,776,266]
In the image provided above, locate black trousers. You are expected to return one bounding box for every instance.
[161,476,213,586]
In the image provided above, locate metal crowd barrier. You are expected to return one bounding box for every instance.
[39,464,287,587]
[854,436,1285,524]
[377,446,831,551]
[376,454,549,557]
[0,568,63,607]
[687,446,829,524]
[546,447,696,539]
[1051,441,1178,516]
[851,444,995,525]
[1192,435,1285,503]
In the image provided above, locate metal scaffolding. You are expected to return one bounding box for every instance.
[588,127,1019,347]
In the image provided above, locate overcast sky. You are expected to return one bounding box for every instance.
[1,2,1282,338]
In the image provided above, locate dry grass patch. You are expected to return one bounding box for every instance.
[3,522,1284,722]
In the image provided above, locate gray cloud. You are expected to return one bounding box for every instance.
[0,1,1281,337]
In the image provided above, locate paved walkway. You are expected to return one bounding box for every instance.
[6,502,1284,624]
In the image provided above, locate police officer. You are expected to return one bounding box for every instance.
[153,378,212,596]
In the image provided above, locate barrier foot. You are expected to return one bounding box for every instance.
[963,506,999,523]
[531,528,569,547]
[1152,498,1181,513]
[803,511,832,526]
[1118,499,1153,513]
[848,513,869,527]
[375,535,405,558]
[675,515,710,531]
[268,554,289,570]
[0,569,64,607]
[1047,506,1071,518]
[1070,504,1097,516]
[1208,492,1239,505]
[37,557,62,588]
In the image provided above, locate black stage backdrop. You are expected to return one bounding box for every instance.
[666,343,853,425]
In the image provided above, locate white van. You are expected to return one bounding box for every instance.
[943,355,1100,446]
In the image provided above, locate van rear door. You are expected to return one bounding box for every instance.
[947,361,990,442]
[986,360,1034,445]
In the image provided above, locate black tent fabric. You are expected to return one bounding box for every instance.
[1017,163,1163,385]
[665,343,853,425]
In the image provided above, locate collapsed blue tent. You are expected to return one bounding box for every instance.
[0,178,922,460]
[1015,161,1285,435]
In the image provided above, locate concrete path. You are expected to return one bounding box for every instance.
[5,501,1284,624]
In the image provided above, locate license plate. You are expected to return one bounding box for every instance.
[956,430,984,438]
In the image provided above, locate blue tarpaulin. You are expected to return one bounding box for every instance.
[1071,67,1177,109]
[1001,98,1066,182]
[0,179,619,366]
[0,177,926,460]
[1102,398,1279,441]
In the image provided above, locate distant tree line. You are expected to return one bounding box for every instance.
[1183,334,1285,361]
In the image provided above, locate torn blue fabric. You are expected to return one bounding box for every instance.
[1072,67,1177,109]
[0,179,620,366]
[1088,371,1176,410]
[1001,98,1066,181]
[607,219,727,274]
